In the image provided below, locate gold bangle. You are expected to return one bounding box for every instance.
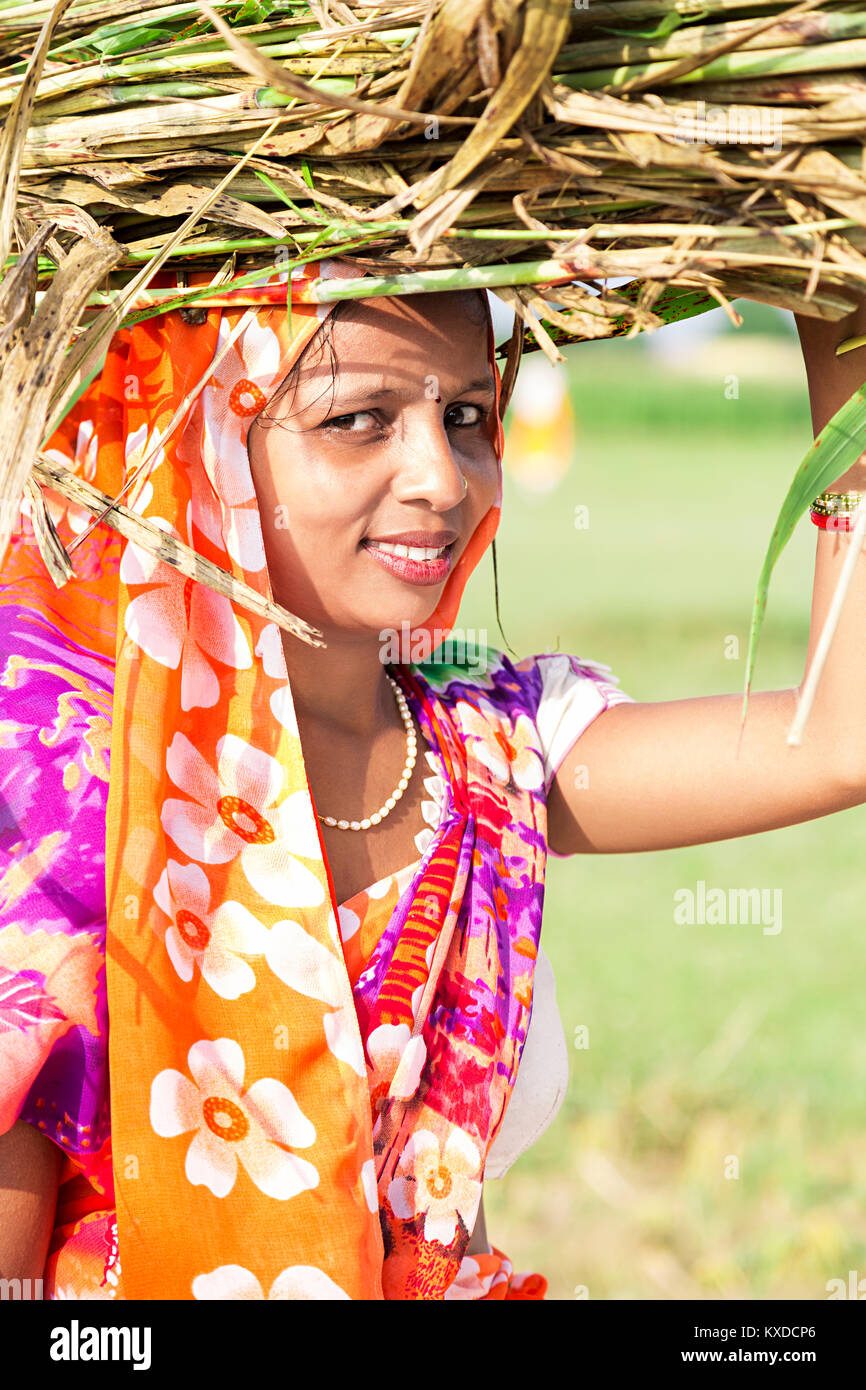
[809,491,865,516]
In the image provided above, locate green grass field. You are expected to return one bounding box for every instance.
[456,307,866,1300]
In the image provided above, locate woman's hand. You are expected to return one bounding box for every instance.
[795,292,866,458]
[547,292,866,858]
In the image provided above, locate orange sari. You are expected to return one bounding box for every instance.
[1,257,550,1299]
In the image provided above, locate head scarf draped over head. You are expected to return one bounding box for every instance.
[0,257,554,1301]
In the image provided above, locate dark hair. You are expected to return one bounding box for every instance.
[256,298,350,427]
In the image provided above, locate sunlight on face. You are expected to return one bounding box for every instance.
[247,290,499,642]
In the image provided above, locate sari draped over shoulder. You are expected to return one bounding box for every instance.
[0,258,549,1300]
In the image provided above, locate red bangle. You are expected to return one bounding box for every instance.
[810,509,854,531]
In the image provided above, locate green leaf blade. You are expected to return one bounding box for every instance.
[741,377,866,737]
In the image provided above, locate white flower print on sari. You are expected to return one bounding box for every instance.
[456,699,545,790]
[153,859,270,999]
[37,416,99,535]
[161,731,325,907]
[120,500,253,711]
[191,1263,350,1300]
[150,1038,318,1200]
[263,915,366,1079]
[366,1022,427,1115]
[196,317,285,572]
[444,1254,509,1300]
[124,421,166,493]
[387,1127,482,1245]
[359,1158,379,1214]
[255,622,298,736]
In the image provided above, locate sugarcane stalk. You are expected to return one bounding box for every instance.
[558,11,866,72]
[0,0,862,717]
[31,454,326,645]
[104,213,856,266]
[29,80,242,116]
[0,36,412,106]
[568,0,821,26]
[1,0,865,346]
[559,37,866,90]
[670,71,866,104]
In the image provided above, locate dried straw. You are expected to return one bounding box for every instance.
[1,0,864,646]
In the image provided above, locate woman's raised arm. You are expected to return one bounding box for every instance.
[548,295,866,857]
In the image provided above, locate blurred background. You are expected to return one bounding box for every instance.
[457,298,866,1300]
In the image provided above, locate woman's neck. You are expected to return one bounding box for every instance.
[281,630,398,738]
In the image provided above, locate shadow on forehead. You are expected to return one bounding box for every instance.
[256,289,492,424]
[404,287,489,325]
[339,286,488,331]
[309,290,490,380]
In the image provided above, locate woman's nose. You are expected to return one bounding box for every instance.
[389,406,467,510]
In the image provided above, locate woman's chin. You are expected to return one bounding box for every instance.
[350,572,447,632]
[307,599,442,650]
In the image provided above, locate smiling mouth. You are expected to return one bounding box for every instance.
[360,538,456,587]
[363,540,453,561]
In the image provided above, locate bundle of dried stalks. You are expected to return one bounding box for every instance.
[1,0,864,649]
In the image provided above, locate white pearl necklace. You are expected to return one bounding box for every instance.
[317,675,417,831]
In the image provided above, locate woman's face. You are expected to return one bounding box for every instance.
[247,289,499,643]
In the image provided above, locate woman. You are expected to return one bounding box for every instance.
[0,255,864,1300]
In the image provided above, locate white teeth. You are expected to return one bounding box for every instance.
[367,541,448,561]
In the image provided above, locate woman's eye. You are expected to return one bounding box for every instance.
[447,403,485,427]
[323,411,378,433]
[322,402,487,432]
